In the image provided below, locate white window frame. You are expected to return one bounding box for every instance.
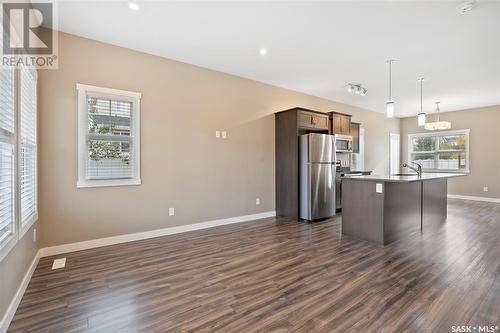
[19,67,38,238]
[0,68,17,262]
[407,129,470,174]
[77,84,141,188]
[0,65,39,261]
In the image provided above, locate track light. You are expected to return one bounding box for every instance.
[346,84,367,97]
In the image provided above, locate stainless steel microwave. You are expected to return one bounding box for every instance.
[334,134,353,152]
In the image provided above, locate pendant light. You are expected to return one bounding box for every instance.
[386,59,396,118]
[425,102,451,130]
[417,78,426,126]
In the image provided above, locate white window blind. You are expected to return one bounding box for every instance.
[20,67,38,227]
[86,95,134,179]
[0,67,16,245]
[77,84,141,188]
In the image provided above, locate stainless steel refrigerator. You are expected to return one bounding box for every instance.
[300,133,336,220]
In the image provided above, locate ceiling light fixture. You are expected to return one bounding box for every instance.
[417,78,426,126]
[457,0,476,14]
[425,102,451,130]
[386,59,396,118]
[259,48,268,56]
[346,83,367,97]
[129,2,140,11]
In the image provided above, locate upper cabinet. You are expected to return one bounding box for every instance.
[350,122,360,153]
[297,110,329,131]
[329,112,352,135]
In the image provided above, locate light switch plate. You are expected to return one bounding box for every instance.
[221,131,227,139]
[52,258,66,270]
[256,198,260,205]
[483,186,489,192]
[169,207,175,216]
[376,183,383,193]
[215,131,220,138]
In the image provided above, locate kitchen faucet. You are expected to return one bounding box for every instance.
[402,162,422,178]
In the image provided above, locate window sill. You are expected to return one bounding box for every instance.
[423,170,470,174]
[77,178,142,188]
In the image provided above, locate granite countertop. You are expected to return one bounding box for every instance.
[342,172,466,183]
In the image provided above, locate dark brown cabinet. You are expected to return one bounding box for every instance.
[350,122,360,153]
[275,108,329,219]
[329,112,352,135]
[297,110,329,131]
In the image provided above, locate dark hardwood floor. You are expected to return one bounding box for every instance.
[8,199,500,332]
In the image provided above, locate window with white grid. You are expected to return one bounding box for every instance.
[20,67,38,230]
[0,67,16,252]
[77,84,141,188]
[408,129,470,173]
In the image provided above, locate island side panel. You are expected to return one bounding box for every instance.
[342,179,385,245]
[383,181,421,245]
[423,178,448,229]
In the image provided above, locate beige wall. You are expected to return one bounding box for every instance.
[38,32,399,247]
[400,105,500,199]
[0,223,38,322]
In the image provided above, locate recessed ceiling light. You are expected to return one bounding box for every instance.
[259,48,268,56]
[129,2,140,11]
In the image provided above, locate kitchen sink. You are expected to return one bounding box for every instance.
[392,173,419,176]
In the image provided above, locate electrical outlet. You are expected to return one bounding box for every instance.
[221,131,227,139]
[376,183,383,193]
[256,198,260,205]
[33,228,37,242]
[483,186,489,192]
[169,207,175,216]
[52,258,66,270]
[215,131,220,138]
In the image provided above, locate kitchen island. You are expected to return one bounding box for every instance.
[341,173,464,245]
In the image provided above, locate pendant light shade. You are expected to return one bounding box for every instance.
[386,59,396,118]
[418,112,426,126]
[417,78,426,127]
[386,101,395,118]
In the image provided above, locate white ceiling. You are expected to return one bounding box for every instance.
[56,1,500,117]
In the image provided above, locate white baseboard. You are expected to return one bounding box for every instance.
[448,194,500,203]
[0,250,40,333]
[40,211,276,257]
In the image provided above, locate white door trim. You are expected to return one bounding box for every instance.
[389,133,400,175]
